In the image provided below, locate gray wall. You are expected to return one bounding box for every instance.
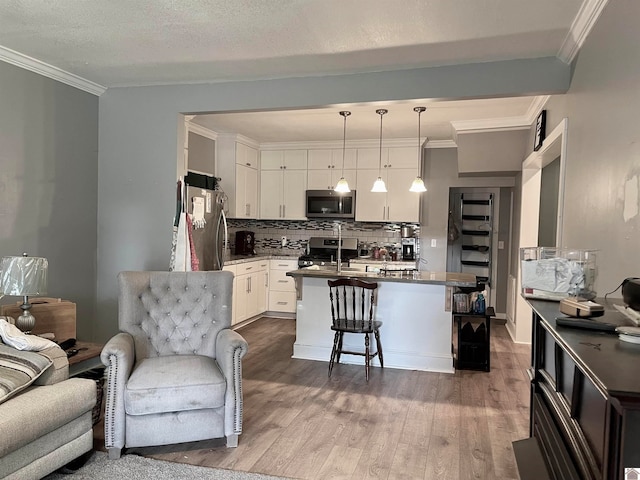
[97,58,570,341]
[0,61,98,340]
[527,0,640,296]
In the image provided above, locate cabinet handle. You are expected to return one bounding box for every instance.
[245,203,250,216]
[278,280,287,283]
[277,301,288,305]
[265,272,269,287]
[246,162,251,166]
[277,263,288,267]
[246,278,250,293]
[245,266,253,270]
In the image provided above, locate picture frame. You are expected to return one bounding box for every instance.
[533,110,546,151]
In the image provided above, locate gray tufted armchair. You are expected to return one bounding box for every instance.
[100,271,248,459]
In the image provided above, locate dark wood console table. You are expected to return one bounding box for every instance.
[513,299,640,479]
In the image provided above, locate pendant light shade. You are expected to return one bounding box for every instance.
[334,111,351,193]
[410,106,427,193]
[371,108,388,193]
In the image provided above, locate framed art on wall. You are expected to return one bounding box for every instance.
[534,110,546,151]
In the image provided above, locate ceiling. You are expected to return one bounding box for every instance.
[0,0,604,142]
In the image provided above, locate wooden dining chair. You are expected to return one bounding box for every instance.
[327,278,383,381]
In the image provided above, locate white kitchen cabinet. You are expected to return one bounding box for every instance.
[222,264,237,326]
[307,148,357,190]
[234,260,269,324]
[355,168,419,222]
[268,259,297,313]
[260,150,307,219]
[357,147,388,169]
[217,137,259,219]
[256,259,269,313]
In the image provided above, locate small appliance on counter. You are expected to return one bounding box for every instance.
[401,226,417,261]
[234,230,255,256]
[297,237,359,268]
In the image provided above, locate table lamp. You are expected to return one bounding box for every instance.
[0,253,48,333]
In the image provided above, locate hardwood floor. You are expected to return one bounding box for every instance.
[104,317,531,479]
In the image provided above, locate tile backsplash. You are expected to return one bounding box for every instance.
[227,218,420,256]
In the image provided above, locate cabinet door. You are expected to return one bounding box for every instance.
[332,148,357,170]
[245,271,261,318]
[244,144,259,169]
[259,170,283,219]
[387,168,420,222]
[307,149,333,170]
[355,168,387,221]
[245,165,258,218]
[357,147,388,170]
[235,274,249,323]
[258,269,268,313]
[387,146,417,169]
[307,168,332,190]
[282,169,307,219]
[261,150,284,170]
[234,164,249,218]
[283,150,308,169]
[222,265,237,326]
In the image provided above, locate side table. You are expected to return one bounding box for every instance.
[453,306,494,372]
[68,341,104,377]
[67,341,105,426]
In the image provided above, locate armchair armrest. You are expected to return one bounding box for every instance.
[100,332,135,457]
[216,329,248,436]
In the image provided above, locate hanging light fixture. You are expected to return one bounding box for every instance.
[334,111,351,193]
[371,108,388,193]
[410,106,428,192]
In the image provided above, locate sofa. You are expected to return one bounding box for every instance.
[0,341,97,479]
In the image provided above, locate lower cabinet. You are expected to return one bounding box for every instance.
[269,259,298,313]
[225,259,269,325]
[221,264,238,325]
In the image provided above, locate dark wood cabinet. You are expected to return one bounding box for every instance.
[453,306,494,371]
[514,299,640,479]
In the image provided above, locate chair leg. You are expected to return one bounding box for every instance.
[375,329,384,368]
[329,331,340,377]
[364,333,370,381]
[226,434,239,447]
[108,447,122,460]
[336,332,344,364]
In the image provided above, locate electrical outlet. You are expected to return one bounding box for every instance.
[281,236,287,247]
[431,239,437,247]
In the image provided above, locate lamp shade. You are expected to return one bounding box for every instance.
[409,177,427,192]
[371,177,387,193]
[334,177,351,193]
[0,255,48,296]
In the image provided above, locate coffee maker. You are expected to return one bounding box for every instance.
[401,226,417,261]
[234,230,255,255]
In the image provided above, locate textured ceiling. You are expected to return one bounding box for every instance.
[0,0,584,87]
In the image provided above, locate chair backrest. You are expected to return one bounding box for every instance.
[118,270,233,359]
[328,278,378,330]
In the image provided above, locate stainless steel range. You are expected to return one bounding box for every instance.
[298,236,359,268]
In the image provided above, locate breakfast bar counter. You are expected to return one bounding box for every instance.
[286,269,476,373]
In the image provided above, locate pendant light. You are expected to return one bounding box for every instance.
[371,108,388,193]
[334,111,351,193]
[410,106,428,192]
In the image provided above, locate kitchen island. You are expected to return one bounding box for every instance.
[286,268,476,373]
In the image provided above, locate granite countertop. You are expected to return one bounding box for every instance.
[286,268,476,287]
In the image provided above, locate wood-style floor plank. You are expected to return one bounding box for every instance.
[102,316,531,480]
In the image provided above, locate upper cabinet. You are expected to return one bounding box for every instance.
[216,135,259,219]
[307,148,357,190]
[355,146,421,222]
[260,149,308,220]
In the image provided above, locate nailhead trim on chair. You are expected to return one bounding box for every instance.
[233,344,243,433]
[104,354,118,448]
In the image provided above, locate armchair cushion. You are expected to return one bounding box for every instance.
[124,355,226,416]
[0,344,52,405]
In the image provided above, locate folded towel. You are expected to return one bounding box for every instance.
[0,318,57,351]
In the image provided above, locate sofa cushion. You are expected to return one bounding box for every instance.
[0,344,52,405]
[33,345,69,385]
[124,355,226,415]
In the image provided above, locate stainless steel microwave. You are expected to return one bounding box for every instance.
[305,190,356,219]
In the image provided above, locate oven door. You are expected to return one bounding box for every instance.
[305,190,355,219]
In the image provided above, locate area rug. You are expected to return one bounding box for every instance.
[44,451,292,480]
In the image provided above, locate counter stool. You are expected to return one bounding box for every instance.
[328,278,383,381]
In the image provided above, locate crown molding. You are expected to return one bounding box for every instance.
[451,116,531,135]
[186,121,218,140]
[260,137,418,150]
[216,132,260,149]
[425,140,457,149]
[525,95,551,124]
[0,45,106,96]
[557,0,609,63]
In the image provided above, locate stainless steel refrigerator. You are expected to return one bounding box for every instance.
[186,185,228,270]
